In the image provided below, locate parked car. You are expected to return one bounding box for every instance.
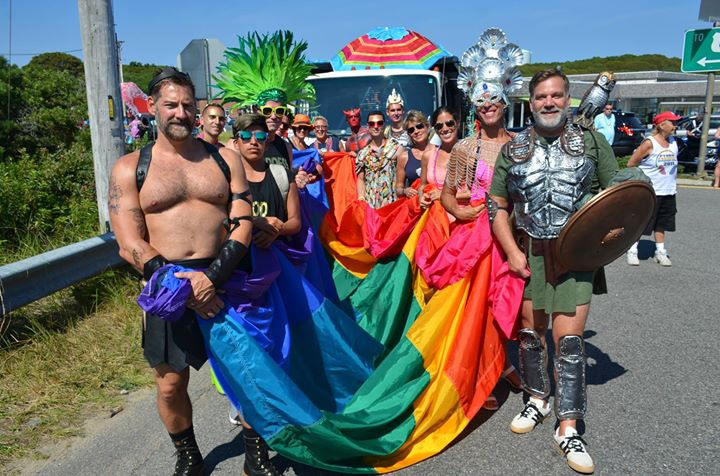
[674,115,720,173]
[610,110,646,157]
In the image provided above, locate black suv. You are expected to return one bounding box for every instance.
[675,115,719,173]
[609,110,646,157]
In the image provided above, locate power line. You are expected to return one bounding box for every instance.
[2,48,83,57]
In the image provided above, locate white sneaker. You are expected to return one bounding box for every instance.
[654,250,672,267]
[626,250,639,266]
[554,427,595,474]
[510,396,551,434]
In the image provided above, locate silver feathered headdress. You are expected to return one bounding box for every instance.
[457,28,524,106]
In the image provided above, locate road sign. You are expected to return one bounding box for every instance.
[699,0,720,23]
[682,28,720,73]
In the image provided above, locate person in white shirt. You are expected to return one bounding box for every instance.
[626,111,681,267]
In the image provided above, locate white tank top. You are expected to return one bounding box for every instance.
[638,135,678,195]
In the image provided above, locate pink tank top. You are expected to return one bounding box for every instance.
[428,146,447,187]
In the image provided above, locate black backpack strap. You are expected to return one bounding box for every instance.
[136,141,155,191]
[199,139,231,183]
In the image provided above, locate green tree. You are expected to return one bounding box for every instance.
[26,52,85,76]
[123,62,169,93]
[518,54,681,76]
[0,57,26,160]
[15,62,88,155]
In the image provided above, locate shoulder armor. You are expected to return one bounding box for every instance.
[560,123,585,157]
[504,127,535,163]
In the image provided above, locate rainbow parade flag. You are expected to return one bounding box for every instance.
[139,151,525,473]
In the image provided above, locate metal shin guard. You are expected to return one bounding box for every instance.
[518,328,550,399]
[554,335,587,420]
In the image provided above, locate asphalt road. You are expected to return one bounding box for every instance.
[13,185,719,476]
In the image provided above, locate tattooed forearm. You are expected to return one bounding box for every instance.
[109,176,123,215]
[131,249,142,269]
[129,207,147,238]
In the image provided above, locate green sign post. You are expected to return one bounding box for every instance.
[682,28,720,73]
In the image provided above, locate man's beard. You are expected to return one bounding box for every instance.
[532,106,569,131]
[158,116,193,141]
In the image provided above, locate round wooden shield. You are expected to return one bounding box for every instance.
[555,181,656,271]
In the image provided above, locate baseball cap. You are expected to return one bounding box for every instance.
[652,111,681,126]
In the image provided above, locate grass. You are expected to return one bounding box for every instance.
[0,268,153,470]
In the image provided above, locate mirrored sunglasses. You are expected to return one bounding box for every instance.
[237,130,268,142]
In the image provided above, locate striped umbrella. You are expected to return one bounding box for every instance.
[330,27,451,71]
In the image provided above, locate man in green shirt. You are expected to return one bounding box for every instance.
[488,67,617,475]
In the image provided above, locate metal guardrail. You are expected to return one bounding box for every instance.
[0,233,124,316]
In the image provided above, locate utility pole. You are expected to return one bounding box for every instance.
[77,0,126,233]
[697,20,720,179]
[697,71,714,179]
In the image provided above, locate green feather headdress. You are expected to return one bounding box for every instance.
[214,30,316,109]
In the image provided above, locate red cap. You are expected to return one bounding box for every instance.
[653,111,681,125]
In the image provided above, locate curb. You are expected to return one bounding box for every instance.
[677,178,715,187]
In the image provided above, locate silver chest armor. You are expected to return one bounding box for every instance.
[505,125,594,239]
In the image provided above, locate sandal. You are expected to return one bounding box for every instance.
[501,365,523,392]
[482,393,499,411]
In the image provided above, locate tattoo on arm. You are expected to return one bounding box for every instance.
[131,249,142,268]
[129,207,147,238]
[109,176,123,215]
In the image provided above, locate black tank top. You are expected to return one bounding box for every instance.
[405,148,422,186]
[264,135,292,172]
[248,168,289,222]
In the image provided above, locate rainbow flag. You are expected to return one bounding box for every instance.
[149,152,524,473]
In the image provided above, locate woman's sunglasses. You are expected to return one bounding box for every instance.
[368,120,385,127]
[237,130,268,142]
[294,126,312,132]
[406,123,426,134]
[259,106,287,118]
[433,120,456,131]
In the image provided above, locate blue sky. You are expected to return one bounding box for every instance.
[0,0,712,68]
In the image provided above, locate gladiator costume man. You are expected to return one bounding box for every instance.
[488,67,618,474]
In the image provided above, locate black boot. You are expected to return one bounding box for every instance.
[242,428,280,476]
[170,427,204,476]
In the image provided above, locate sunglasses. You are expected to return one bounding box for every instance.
[406,123,426,134]
[368,120,385,127]
[237,130,268,142]
[433,120,456,131]
[259,106,287,118]
[294,126,312,132]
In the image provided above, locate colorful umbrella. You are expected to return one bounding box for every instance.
[330,27,451,71]
[120,82,150,116]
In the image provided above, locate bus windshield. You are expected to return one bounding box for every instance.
[306,74,439,136]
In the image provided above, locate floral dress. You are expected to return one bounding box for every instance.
[355,139,401,208]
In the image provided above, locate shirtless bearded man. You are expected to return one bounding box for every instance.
[109,68,253,476]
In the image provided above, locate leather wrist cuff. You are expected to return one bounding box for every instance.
[143,255,168,280]
[203,240,249,288]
